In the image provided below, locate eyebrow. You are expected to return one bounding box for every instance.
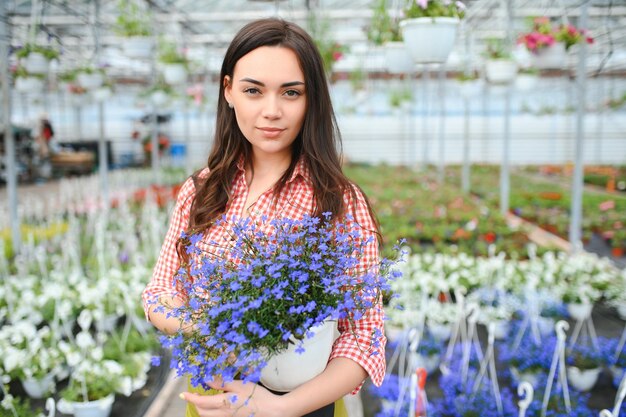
[239,77,305,88]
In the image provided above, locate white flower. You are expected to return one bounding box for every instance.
[78,309,93,330]
[76,331,95,350]
[1,393,14,410]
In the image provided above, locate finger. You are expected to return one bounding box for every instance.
[180,392,231,409]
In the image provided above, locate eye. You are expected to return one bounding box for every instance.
[284,89,302,98]
[243,87,261,95]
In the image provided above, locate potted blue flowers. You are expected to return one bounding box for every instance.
[155,214,397,392]
[566,339,605,392]
[399,0,466,63]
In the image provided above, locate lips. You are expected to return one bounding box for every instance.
[258,127,285,138]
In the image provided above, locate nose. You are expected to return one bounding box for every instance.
[261,96,281,119]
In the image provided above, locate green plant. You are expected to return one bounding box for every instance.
[483,38,512,60]
[367,0,402,45]
[12,66,45,79]
[113,0,151,37]
[456,71,480,81]
[403,0,466,20]
[158,41,190,68]
[15,43,59,61]
[518,66,540,75]
[60,373,119,402]
[389,89,412,108]
[307,12,347,76]
[349,66,366,91]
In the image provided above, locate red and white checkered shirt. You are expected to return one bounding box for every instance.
[142,158,386,393]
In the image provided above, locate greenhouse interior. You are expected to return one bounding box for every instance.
[1,0,625,416]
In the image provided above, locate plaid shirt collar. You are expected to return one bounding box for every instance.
[234,156,311,190]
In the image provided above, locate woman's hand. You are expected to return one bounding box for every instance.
[180,379,291,417]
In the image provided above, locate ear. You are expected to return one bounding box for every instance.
[223,75,232,104]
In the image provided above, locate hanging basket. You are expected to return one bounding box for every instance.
[260,320,336,392]
[515,74,539,92]
[21,373,56,399]
[122,37,154,59]
[530,42,567,70]
[162,64,188,85]
[58,394,115,417]
[566,366,601,392]
[77,72,104,90]
[15,76,45,93]
[484,59,518,84]
[93,87,113,102]
[150,90,170,107]
[383,42,414,74]
[399,17,460,64]
[22,52,50,74]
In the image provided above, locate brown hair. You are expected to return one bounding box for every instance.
[179,18,379,257]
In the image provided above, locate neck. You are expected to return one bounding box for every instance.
[249,151,292,180]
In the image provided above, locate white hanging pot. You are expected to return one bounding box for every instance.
[383,42,414,74]
[260,320,337,392]
[411,352,440,374]
[23,52,50,74]
[77,72,104,90]
[58,394,115,417]
[515,74,539,93]
[484,59,518,84]
[616,303,626,320]
[21,372,56,399]
[150,90,169,107]
[122,37,154,59]
[566,366,601,392]
[427,322,452,342]
[457,79,482,99]
[400,17,460,64]
[92,87,112,102]
[162,64,188,85]
[567,302,593,321]
[530,42,567,70]
[15,76,45,93]
[510,367,540,388]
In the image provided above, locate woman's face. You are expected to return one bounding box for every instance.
[224,46,306,161]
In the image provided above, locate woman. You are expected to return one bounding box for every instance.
[142,18,385,417]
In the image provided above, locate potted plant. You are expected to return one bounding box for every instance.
[499,333,554,389]
[15,43,59,74]
[611,229,625,258]
[113,0,153,58]
[13,66,46,94]
[566,340,605,392]
[140,79,177,107]
[515,66,540,92]
[74,66,105,90]
[153,214,397,393]
[158,41,191,85]
[367,1,413,74]
[483,37,518,84]
[308,13,347,80]
[517,17,593,69]
[399,0,466,63]
[455,71,482,98]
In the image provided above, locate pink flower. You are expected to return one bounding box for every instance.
[416,0,428,9]
[332,51,343,61]
[456,1,466,10]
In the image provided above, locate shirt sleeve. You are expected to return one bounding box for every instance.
[141,176,197,318]
[328,185,386,394]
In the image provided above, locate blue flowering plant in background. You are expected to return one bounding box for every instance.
[152,213,400,389]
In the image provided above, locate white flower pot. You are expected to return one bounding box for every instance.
[510,367,541,388]
[530,42,567,70]
[23,52,49,74]
[260,320,336,392]
[162,64,188,85]
[427,323,452,342]
[59,394,115,417]
[567,302,593,321]
[400,17,460,64]
[21,373,55,398]
[566,366,601,391]
[411,352,440,374]
[383,42,414,74]
[15,76,45,93]
[77,72,104,90]
[484,59,518,84]
[122,37,154,59]
[515,74,539,92]
[616,304,626,320]
[457,80,482,99]
[150,90,169,107]
[93,87,112,102]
